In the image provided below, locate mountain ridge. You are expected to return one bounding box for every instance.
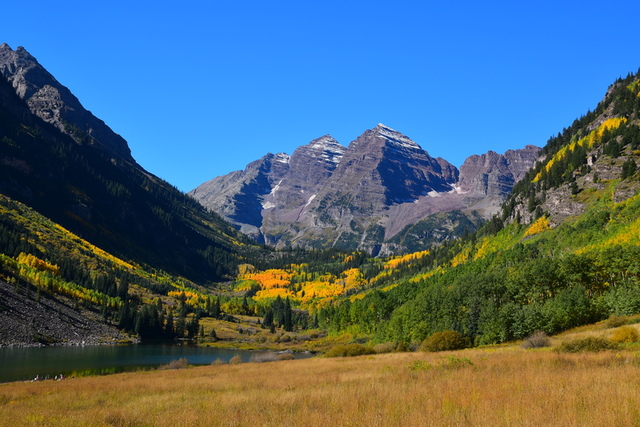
[0,44,133,163]
[190,123,540,252]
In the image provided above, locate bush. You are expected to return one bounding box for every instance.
[276,353,295,361]
[373,342,396,354]
[249,352,278,363]
[555,337,619,353]
[324,343,376,358]
[159,358,188,370]
[606,315,629,328]
[229,354,243,364]
[211,358,225,366]
[521,331,551,349]
[610,326,640,343]
[420,330,470,352]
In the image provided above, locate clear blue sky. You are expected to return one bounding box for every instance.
[3,1,640,191]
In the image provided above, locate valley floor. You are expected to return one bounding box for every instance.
[2,343,640,426]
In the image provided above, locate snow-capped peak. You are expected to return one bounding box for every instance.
[274,153,290,164]
[307,135,346,164]
[375,123,422,150]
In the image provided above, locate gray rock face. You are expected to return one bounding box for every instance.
[189,152,290,239]
[0,43,133,162]
[190,124,541,252]
[458,145,541,196]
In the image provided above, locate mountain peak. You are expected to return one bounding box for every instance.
[304,135,346,166]
[273,152,291,164]
[373,123,422,151]
[308,134,341,149]
[0,42,134,162]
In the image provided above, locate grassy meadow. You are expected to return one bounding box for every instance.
[3,326,640,426]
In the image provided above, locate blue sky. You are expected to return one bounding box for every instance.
[3,1,640,191]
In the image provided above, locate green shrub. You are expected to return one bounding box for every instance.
[324,343,376,358]
[606,315,629,328]
[373,341,411,354]
[521,331,551,349]
[373,342,396,354]
[610,326,640,343]
[420,330,470,352]
[555,337,619,353]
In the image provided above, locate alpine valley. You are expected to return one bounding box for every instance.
[1,42,640,369]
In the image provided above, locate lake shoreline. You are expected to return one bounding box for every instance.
[0,342,316,384]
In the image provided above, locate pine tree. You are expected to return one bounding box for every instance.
[284,297,293,332]
[242,296,250,315]
[621,157,638,179]
[165,314,175,338]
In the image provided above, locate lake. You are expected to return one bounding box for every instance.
[0,343,312,383]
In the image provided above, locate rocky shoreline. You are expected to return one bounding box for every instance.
[0,280,132,347]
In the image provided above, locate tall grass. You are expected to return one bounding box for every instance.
[1,348,640,426]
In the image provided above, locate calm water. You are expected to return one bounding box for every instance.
[0,343,311,383]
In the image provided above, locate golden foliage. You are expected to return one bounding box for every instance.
[384,250,430,269]
[239,269,292,289]
[450,246,471,267]
[533,117,628,182]
[523,216,551,237]
[255,287,295,300]
[16,252,60,275]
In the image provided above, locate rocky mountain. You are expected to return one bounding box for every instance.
[0,44,251,283]
[190,124,540,252]
[0,44,133,162]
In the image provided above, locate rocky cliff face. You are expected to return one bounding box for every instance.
[190,124,541,252]
[0,43,133,162]
[458,145,541,196]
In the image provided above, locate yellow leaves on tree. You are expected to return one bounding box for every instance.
[384,250,430,269]
[239,269,292,289]
[524,217,551,237]
[255,287,295,300]
[533,117,628,182]
[16,252,60,275]
[167,290,201,306]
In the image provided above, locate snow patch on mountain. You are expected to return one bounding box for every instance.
[375,123,421,151]
[274,153,290,164]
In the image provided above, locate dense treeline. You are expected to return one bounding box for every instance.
[318,243,640,345]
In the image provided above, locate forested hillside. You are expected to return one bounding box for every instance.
[303,71,640,345]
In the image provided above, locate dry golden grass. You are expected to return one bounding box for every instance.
[2,346,640,426]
